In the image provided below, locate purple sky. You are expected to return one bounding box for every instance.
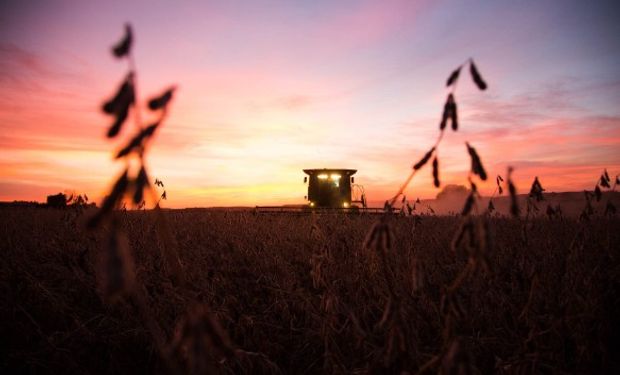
[1,0,619,207]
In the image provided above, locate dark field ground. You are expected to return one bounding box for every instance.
[1,207,619,374]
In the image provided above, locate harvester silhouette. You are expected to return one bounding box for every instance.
[255,168,385,213]
[302,169,365,208]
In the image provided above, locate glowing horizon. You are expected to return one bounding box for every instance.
[1,0,619,208]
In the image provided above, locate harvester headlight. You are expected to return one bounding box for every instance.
[317,174,328,180]
[309,202,315,207]
[343,202,349,208]
[330,174,341,180]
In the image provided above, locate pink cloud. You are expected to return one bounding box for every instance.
[313,0,431,52]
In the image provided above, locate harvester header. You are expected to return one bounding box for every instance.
[255,168,370,213]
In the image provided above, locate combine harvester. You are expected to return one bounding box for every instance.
[256,168,386,214]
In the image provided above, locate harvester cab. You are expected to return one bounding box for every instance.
[303,168,367,209]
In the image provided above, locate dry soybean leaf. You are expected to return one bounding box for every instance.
[529,177,544,202]
[469,179,478,193]
[488,200,495,212]
[87,169,129,228]
[450,100,458,131]
[509,183,519,217]
[469,60,487,90]
[498,185,503,195]
[594,185,602,201]
[116,122,159,158]
[461,192,475,216]
[142,121,159,136]
[161,190,167,200]
[112,24,132,58]
[148,86,176,110]
[604,169,610,182]
[413,147,435,170]
[432,157,440,188]
[103,74,135,138]
[440,94,455,130]
[600,175,611,188]
[507,167,519,217]
[102,170,129,207]
[133,166,149,204]
[466,142,487,180]
[107,106,129,138]
[102,75,134,114]
[446,66,461,87]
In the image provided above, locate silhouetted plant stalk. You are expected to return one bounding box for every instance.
[363,216,416,365]
[387,58,488,209]
[485,174,504,215]
[577,169,617,221]
[362,58,498,372]
[170,304,236,374]
[89,23,181,290]
[598,169,617,217]
[85,24,238,374]
[519,176,546,244]
[505,166,520,218]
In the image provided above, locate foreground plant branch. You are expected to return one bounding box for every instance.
[387,58,488,208]
[363,58,500,371]
[85,24,241,374]
[87,23,179,296]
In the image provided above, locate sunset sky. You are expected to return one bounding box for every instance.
[1,0,619,207]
